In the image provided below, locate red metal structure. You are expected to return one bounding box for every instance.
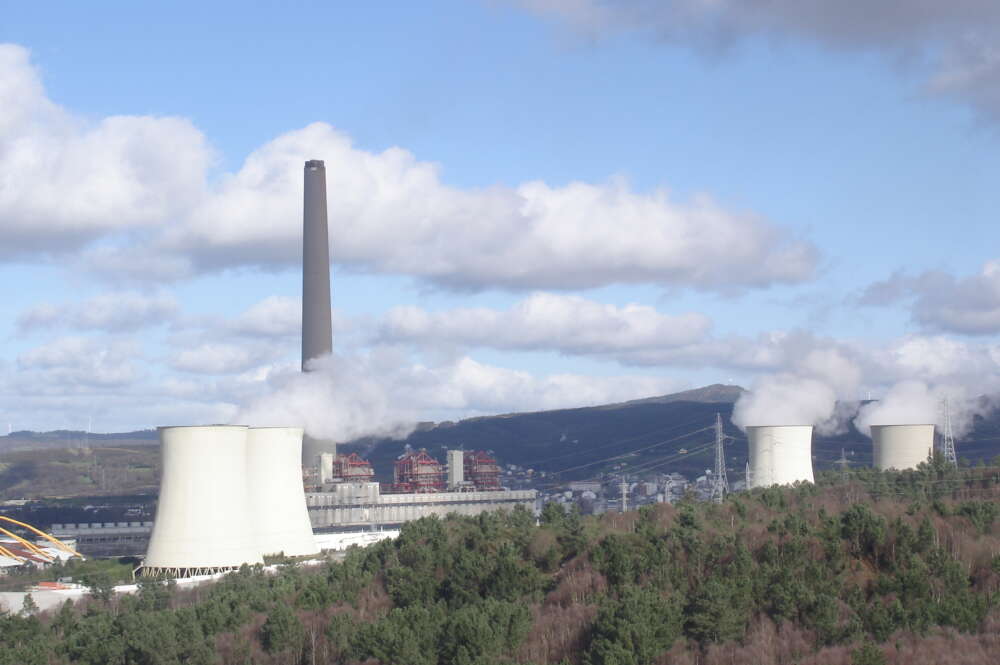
[331,453,375,482]
[392,449,446,493]
[464,450,501,490]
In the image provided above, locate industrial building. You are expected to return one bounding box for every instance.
[746,425,815,489]
[307,483,536,529]
[309,446,534,528]
[871,424,934,471]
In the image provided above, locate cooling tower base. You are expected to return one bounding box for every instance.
[136,564,245,579]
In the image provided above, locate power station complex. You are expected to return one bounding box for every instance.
[131,160,948,575]
[136,160,535,577]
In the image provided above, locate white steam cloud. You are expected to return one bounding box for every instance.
[731,345,863,433]
[232,354,418,444]
[731,374,837,430]
[232,352,684,443]
[854,380,993,438]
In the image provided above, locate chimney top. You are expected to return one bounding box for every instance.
[305,160,325,170]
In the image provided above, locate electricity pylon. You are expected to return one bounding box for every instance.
[709,413,729,503]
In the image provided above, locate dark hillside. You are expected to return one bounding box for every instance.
[353,386,1000,482]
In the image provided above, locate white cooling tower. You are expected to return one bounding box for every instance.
[871,424,934,471]
[246,427,319,557]
[142,426,263,575]
[747,425,814,489]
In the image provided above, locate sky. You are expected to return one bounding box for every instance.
[2,1,1000,438]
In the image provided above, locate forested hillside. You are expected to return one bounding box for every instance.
[2,459,1000,664]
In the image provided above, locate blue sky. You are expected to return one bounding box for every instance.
[3,1,1000,437]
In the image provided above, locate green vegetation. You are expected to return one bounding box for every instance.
[0,445,159,499]
[2,464,999,664]
[0,556,136,592]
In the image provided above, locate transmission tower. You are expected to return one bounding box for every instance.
[835,448,850,483]
[709,413,729,503]
[940,398,958,466]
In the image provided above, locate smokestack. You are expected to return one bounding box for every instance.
[302,160,337,466]
[302,159,332,370]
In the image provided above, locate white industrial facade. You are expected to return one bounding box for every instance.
[142,426,263,576]
[871,424,934,471]
[246,427,320,557]
[746,425,814,489]
[307,482,536,529]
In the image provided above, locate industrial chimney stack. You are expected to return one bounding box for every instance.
[302,160,336,468]
[302,160,332,369]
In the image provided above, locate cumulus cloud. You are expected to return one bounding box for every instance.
[228,296,301,338]
[515,0,1000,121]
[380,292,711,355]
[16,336,142,388]
[17,292,178,332]
[0,45,817,293]
[233,352,683,442]
[169,342,282,375]
[160,123,817,291]
[0,44,212,258]
[861,261,1000,334]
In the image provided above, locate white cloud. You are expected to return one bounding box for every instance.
[0,46,818,292]
[514,0,1000,121]
[380,292,711,354]
[861,261,1000,334]
[17,292,178,332]
[159,123,817,291]
[229,295,300,338]
[169,342,281,375]
[16,336,142,388]
[0,44,212,258]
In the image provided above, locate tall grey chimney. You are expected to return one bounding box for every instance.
[302,159,332,370]
[302,160,336,469]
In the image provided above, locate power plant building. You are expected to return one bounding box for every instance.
[307,484,536,529]
[870,424,934,471]
[746,425,814,489]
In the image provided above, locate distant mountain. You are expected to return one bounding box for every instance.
[6,384,1000,491]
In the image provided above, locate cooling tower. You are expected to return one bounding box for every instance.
[302,159,337,466]
[246,427,319,557]
[142,426,263,576]
[747,425,814,489]
[871,424,934,471]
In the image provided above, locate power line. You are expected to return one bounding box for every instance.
[519,414,715,467]
[547,425,715,476]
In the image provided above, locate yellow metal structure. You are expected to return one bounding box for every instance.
[0,526,53,560]
[0,516,83,559]
[0,544,24,561]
